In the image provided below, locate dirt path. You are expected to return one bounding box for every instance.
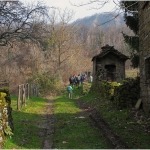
[40,97,128,149]
[40,99,55,149]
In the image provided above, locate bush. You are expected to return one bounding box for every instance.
[91,77,140,110]
[29,73,62,96]
[113,77,140,109]
[91,81,113,99]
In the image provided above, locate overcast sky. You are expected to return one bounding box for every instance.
[22,0,117,21]
[46,0,117,20]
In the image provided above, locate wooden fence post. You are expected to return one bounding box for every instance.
[27,83,29,100]
[23,84,26,106]
[17,85,21,110]
[31,84,33,96]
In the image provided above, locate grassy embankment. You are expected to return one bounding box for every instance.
[80,86,150,149]
[4,96,47,149]
[76,69,150,149]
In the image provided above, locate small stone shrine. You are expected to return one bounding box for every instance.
[92,44,129,82]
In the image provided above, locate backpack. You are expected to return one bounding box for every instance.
[81,75,84,80]
[70,76,74,82]
[77,75,81,81]
[67,86,71,91]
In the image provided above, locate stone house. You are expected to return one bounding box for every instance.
[139,1,150,112]
[92,44,129,82]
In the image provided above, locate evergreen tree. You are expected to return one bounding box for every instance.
[121,1,139,68]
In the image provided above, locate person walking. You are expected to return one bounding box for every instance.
[67,85,73,99]
[69,75,74,87]
[90,75,93,82]
[81,74,85,85]
[77,74,81,88]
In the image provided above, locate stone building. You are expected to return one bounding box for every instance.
[92,44,129,82]
[139,1,150,112]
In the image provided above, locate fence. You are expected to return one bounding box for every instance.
[0,81,9,89]
[17,83,38,110]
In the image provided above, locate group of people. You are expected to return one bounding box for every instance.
[69,73,87,88]
[67,73,86,99]
[67,73,93,99]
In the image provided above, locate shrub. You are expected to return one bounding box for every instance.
[113,77,140,109]
[29,73,62,96]
[91,81,113,99]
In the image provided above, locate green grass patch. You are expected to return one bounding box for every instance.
[53,87,113,149]
[4,95,47,149]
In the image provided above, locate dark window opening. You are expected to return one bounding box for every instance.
[105,65,116,81]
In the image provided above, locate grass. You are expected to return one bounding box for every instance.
[4,86,113,149]
[78,82,150,149]
[4,69,150,149]
[4,95,47,149]
[53,88,113,149]
[125,68,139,78]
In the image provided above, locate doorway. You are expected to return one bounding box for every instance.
[105,65,116,81]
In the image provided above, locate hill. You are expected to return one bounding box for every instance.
[73,13,125,28]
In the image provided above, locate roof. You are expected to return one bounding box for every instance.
[92,44,129,61]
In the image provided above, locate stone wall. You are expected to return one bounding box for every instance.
[0,89,13,148]
[139,2,150,112]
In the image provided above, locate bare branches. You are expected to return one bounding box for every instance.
[0,1,49,46]
[70,0,109,7]
[40,8,84,73]
[120,1,138,13]
[70,0,138,28]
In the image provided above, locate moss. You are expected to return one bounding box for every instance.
[0,90,13,148]
[113,77,140,109]
[91,78,140,110]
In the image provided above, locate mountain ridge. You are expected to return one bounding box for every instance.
[73,13,125,28]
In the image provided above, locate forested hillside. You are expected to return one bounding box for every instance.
[0,1,134,95]
[73,13,125,28]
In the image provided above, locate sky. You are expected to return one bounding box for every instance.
[22,0,117,21]
[45,0,117,20]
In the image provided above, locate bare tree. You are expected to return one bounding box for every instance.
[42,8,83,74]
[0,1,49,46]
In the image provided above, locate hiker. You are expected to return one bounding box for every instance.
[77,74,81,88]
[73,74,76,86]
[84,73,87,81]
[69,75,74,87]
[73,74,78,87]
[80,74,85,85]
[67,85,73,99]
[89,75,93,82]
